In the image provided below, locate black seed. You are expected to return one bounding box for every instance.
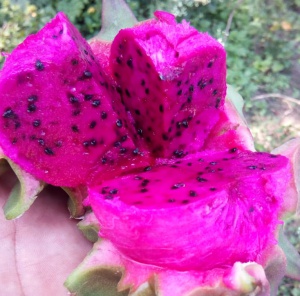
[59,29,63,34]
[116,119,123,128]
[212,89,218,96]
[84,71,92,78]
[83,141,89,147]
[90,121,97,129]
[120,147,127,154]
[134,176,143,180]
[116,86,122,95]
[72,125,79,132]
[162,133,169,141]
[198,79,207,89]
[177,81,182,87]
[45,147,54,155]
[3,108,16,119]
[38,139,45,146]
[116,56,122,64]
[125,89,131,97]
[69,96,79,104]
[209,78,214,84]
[215,97,221,108]
[141,179,150,187]
[127,58,133,69]
[176,131,182,137]
[171,165,178,168]
[92,100,101,107]
[135,109,141,115]
[182,120,188,128]
[173,150,184,158]
[121,135,128,142]
[270,154,278,158]
[137,129,143,136]
[52,35,58,39]
[28,95,38,102]
[189,190,197,197]
[90,139,97,146]
[102,157,107,164]
[210,187,217,191]
[133,148,139,155]
[114,72,120,78]
[177,89,182,95]
[27,104,37,113]
[189,85,194,92]
[168,199,176,203]
[14,121,21,129]
[32,119,41,127]
[187,162,192,166]
[171,183,185,189]
[84,49,88,55]
[187,96,192,103]
[182,200,189,204]
[198,158,204,162]
[229,147,237,153]
[208,60,214,68]
[248,165,257,170]
[145,88,149,94]
[176,122,181,129]
[223,158,229,161]
[147,126,152,132]
[110,189,118,194]
[101,111,107,119]
[210,161,217,165]
[141,79,145,86]
[146,62,151,68]
[114,141,121,147]
[35,60,44,71]
[175,51,179,58]
[141,188,148,193]
[84,94,93,101]
[71,59,78,65]
[101,187,108,194]
[144,166,151,172]
[197,177,208,182]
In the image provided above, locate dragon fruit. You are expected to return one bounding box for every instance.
[0,12,146,187]
[110,11,227,158]
[0,0,299,295]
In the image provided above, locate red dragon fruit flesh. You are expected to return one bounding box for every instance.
[0,12,147,187]
[87,149,291,272]
[110,11,227,158]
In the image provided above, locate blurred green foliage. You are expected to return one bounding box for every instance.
[1,0,300,110]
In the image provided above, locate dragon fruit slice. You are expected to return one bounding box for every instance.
[0,12,145,187]
[87,149,291,272]
[110,11,227,158]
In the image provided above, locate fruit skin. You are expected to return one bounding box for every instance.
[110,11,227,158]
[87,149,291,272]
[0,12,141,187]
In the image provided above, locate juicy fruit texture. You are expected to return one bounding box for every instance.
[88,149,291,271]
[110,11,227,158]
[0,12,140,187]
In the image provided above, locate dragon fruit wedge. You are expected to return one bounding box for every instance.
[65,148,299,295]
[110,11,227,158]
[0,12,147,187]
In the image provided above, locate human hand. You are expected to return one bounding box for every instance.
[0,170,92,295]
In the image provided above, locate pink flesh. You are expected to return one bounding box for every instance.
[0,13,141,187]
[110,12,227,158]
[88,149,290,271]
